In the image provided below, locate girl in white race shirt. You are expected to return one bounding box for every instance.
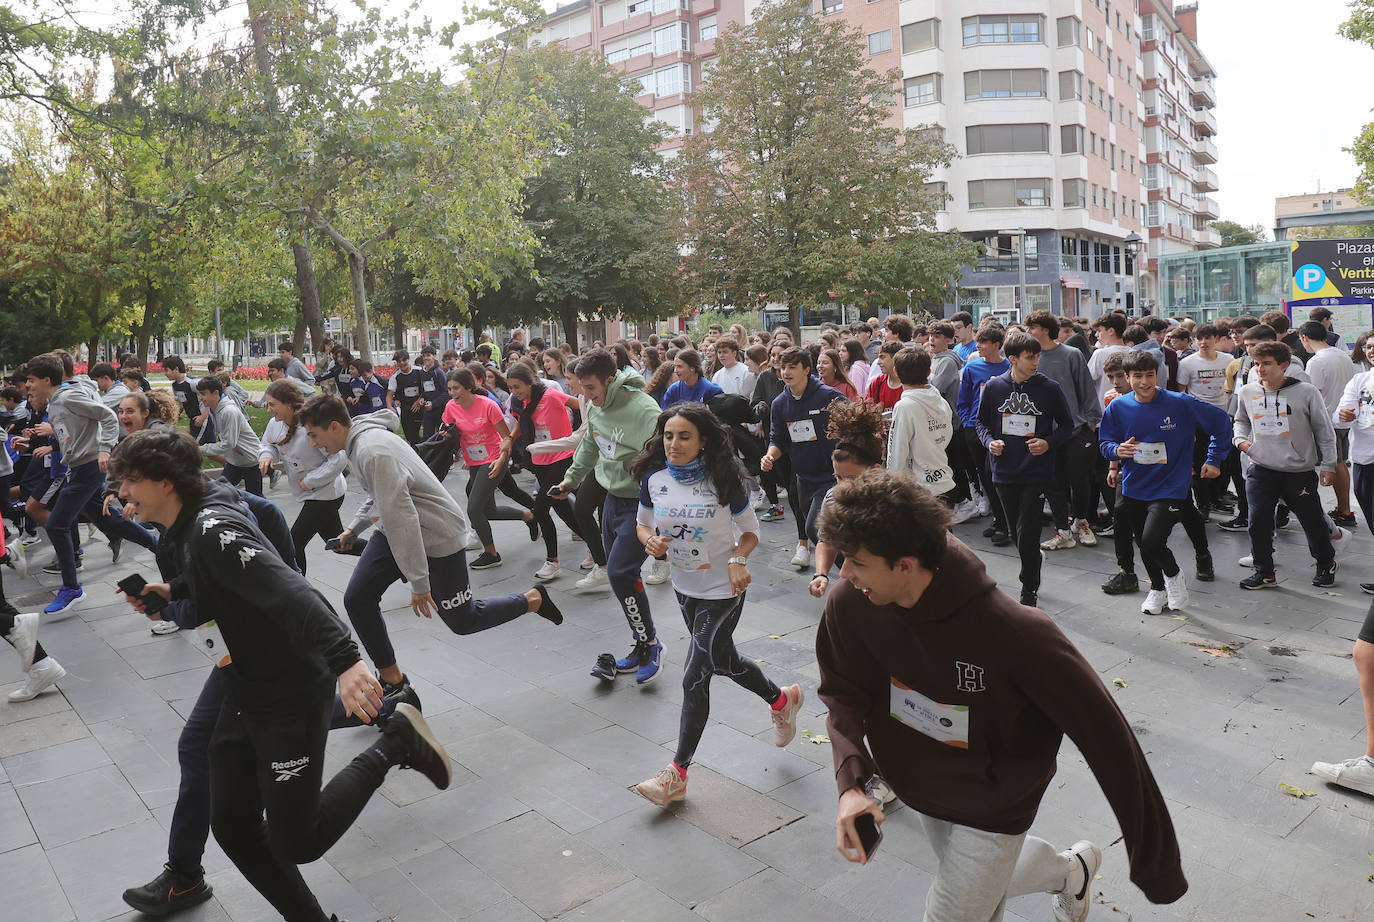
[628,403,802,806]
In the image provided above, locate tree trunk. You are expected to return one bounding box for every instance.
[309,211,372,364]
[135,281,160,363]
[291,234,325,353]
[469,305,483,353]
[787,298,801,340]
[559,302,580,351]
[293,310,307,351]
[392,308,405,350]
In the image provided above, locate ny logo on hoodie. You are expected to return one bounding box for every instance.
[997,391,1041,417]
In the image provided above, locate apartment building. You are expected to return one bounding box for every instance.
[1139,0,1219,310]
[533,0,1217,320]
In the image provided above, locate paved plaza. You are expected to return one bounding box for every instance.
[1,475,1372,922]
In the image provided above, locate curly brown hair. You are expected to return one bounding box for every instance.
[817,469,951,569]
[826,399,886,467]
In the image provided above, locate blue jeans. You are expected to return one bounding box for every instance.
[341,529,529,672]
[1245,465,1334,574]
[45,461,156,588]
[602,494,655,644]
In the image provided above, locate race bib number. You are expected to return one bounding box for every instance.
[535,427,551,443]
[193,620,232,668]
[404,386,419,397]
[1002,413,1035,437]
[1359,403,1374,429]
[1251,396,1290,437]
[466,443,490,463]
[787,419,817,442]
[1134,441,1167,465]
[352,386,365,397]
[594,432,620,459]
[890,678,968,749]
[668,538,708,570]
[422,379,435,392]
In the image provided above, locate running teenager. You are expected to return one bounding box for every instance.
[711,337,754,396]
[550,349,667,683]
[956,327,1012,547]
[346,360,388,417]
[385,349,427,444]
[816,471,1186,921]
[277,341,314,383]
[1099,351,1231,615]
[507,363,582,581]
[885,347,954,500]
[163,356,206,440]
[628,404,802,806]
[257,379,348,575]
[752,343,791,522]
[196,375,264,496]
[2,520,63,700]
[1175,323,1235,518]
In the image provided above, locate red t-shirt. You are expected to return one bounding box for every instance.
[442,396,505,466]
[527,388,577,465]
[866,374,903,410]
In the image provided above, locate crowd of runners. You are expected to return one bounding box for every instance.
[1,307,1371,922]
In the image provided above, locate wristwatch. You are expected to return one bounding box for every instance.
[812,573,829,581]
[728,556,750,566]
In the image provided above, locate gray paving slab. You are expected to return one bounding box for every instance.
[0,842,74,921]
[18,761,151,849]
[693,867,863,921]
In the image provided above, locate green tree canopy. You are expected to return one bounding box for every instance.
[1211,220,1267,247]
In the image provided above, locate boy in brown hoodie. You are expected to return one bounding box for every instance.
[816,470,1186,922]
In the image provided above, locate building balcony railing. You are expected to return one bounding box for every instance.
[1193,107,1217,136]
[1190,74,1216,108]
[1195,195,1220,218]
[1194,167,1218,192]
[1193,137,1218,164]
[1195,226,1221,248]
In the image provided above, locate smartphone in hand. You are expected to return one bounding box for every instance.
[117,574,167,613]
[854,811,882,861]
[324,537,342,551]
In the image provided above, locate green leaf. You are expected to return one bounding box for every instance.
[1112,677,1128,688]
[1278,783,1316,799]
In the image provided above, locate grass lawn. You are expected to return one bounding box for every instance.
[165,389,272,468]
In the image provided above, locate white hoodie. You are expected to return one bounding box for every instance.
[887,386,954,495]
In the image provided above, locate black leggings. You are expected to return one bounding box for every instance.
[573,475,608,567]
[289,497,345,576]
[672,592,780,768]
[209,680,395,922]
[222,463,263,497]
[530,458,582,560]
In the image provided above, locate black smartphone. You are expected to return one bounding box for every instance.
[854,811,882,860]
[117,573,167,613]
[547,485,564,498]
[324,537,342,551]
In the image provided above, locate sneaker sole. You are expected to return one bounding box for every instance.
[1310,763,1374,795]
[635,782,685,806]
[773,685,804,746]
[1240,582,1278,590]
[470,560,502,570]
[391,703,452,790]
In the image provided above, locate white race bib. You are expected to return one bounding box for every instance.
[422,379,435,392]
[466,443,490,463]
[1002,413,1035,437]
[1251,396,1290,437]
[404,386,419,397]
[787,419,817,442]
[352,386,364,397]
[535,427,551,443]
[594,432,620,459]
[668,538,709,570]
[1134,441,1167,465]
[890,678,969,748]
[371,396,383,407]
[193,620,232,668]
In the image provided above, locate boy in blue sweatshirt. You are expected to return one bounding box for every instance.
[976,333,1075,608]
[346,360,389,418]
[956,326,1012,545]
[761,347,847,571]
[1099,351,1231,616]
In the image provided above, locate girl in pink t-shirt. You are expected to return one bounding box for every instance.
[441,368,535,570]
[507,363,582,580]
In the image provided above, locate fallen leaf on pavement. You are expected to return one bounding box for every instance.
[1278,782,1316,798]
[810,734,830,744]
[1112,677,1128,688]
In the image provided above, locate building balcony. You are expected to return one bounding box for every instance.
[1193,137,1218,164]
[1194,167,1218,192]
[1195,195,1220,218]
[1193,107,1217,136]
[1195,226,1221,248]
[1190,74,1216,108]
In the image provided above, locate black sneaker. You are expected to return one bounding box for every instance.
[590,652,617,680]
[1101,570,1139,595]
[1019,591,1038,607]
[525,514,539,542]
[470,551,502,570]
[385,703,452,790]
[1330,511,1358,529]
[122,863,213,916]
[1096,520,1116,537]
[110,537,123,564]
[1276,507,1291,529]
[1239,571,1278,590]
[990,530,1012,547]
[532,585,563,625]
[982,524,998,538]
[381,674,422,713]
[1313,561,1337,588]
[1211,499,1236,515]
[1218,516,1249,532]
[41,557,81,575]
[1195,552,1214,582]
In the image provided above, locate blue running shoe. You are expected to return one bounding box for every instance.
[636,640,665,685]
[615,644,642,675]
[45,585,86,614]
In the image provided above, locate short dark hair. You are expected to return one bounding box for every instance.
[267,358,287,372]
[928,321,955,340]
[1243,323,1276,343]
[575,348,617,381]
[1023,310,1059,338]
[817,469,951,570]
[279,341,296,354]
[1260,310,1290,335]
[1195,323,1223,340]
[974,326,1005,345]
[195,375,225,394]
[108,429,206,504]
[90,362,118,381]
[1123,350,1160,374]
[1003,332,1041,358]
[1122,324,1148,346]
[893,347,931,386]
[949,311,974,327]
[352,359,373,375]
[882,315,915,341]
[1092,314,1127,337]
[878,341,905,357]
[26,354,64,386]
[1309,306,1333,323]
[1299,320,1328,341]
[779,346,812,370]
[420,344,436,356]
[1252,341,1292,365]
[1102,351,1128,375]
[162,355,186,373]
[1141,316,1170,334]
[392,349,410,362]
[298,394,352,429]
[476,343,493,358]
[206,359,225,373]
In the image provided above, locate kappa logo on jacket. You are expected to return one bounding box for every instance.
[997,391,1040,417]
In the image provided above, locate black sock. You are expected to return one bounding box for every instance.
[532,586,563,625]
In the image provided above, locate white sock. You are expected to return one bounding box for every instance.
[30,656,54,671]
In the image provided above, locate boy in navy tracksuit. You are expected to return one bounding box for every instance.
[1099,350,1231,616]
[956,327,1012,544]
[761,347,847,572]
[346,361,389,418]
[976,333,1074,607]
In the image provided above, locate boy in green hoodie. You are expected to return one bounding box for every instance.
[552,349,667,683]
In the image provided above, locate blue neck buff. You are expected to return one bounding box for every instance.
[666,455,707,484]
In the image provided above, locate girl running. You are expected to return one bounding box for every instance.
[818,348,859,400]
[507,363,583,581]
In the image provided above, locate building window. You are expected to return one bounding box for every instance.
[699,15,717,42]
[652,63,691,96]
[963,69,1046,100]
[627,0,651,15]
[654,23,689,55]
[1062,235,1078,270]
[1060,124,1084,154]
[868,30,893,55]
[925,181,949,210]
[966,123,1050,155]
[961,14,1043,46]
[1146,201,1161,226]
[821,0,843,14]
[967,178,1050,209]
[976,233,1039,272]
[1063,179,1086,208]
[903,73,941,107]
[1058,70,1082,100]
[901,18,940,53]
[1057,16,1080,46]
[637,72,655,96]
[1145,163,1159,189]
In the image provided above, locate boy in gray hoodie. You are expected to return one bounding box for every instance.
[299,397,561,706]
[197,376,264,496]
[1233,341,1345,589]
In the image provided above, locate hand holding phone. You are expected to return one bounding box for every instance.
[853,811,882,860]
[117,574,168,614]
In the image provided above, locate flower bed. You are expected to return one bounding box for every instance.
[74,362,165,376]
[231,363,395,380]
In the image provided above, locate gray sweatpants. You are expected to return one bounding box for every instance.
[917,812,1072,922]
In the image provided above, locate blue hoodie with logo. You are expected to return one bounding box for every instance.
[1099,389,1232,501]
[770,376,847,483]
[955,357,1011,428]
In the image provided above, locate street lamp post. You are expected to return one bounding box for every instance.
[1124,231,1143,317]
[1000,229,1028,320]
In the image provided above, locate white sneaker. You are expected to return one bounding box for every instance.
[1140,588,1167,615]
[534,560,561,581]
[463,531,482,551]
[951,499,979,524]
[150,620,181,635]
[790,544,810,569]
[1163,572,1188,610]
[8,657,66,702]
[1040,529,1076,551]
[1330,526,1354,560]
[1072,520,1097,547]
[974,491,990,517]
[1238,554,1254,568]
[863,774,897,806]
[1310,755,1374,796]
[19,531,41,550]
[5,612,39,670]
[575,565,610,590]
[642,557,670,585]
[1051,840,1102,922]
[579,554,595,570]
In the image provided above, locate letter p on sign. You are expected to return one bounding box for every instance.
[1297,263,1326,294]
